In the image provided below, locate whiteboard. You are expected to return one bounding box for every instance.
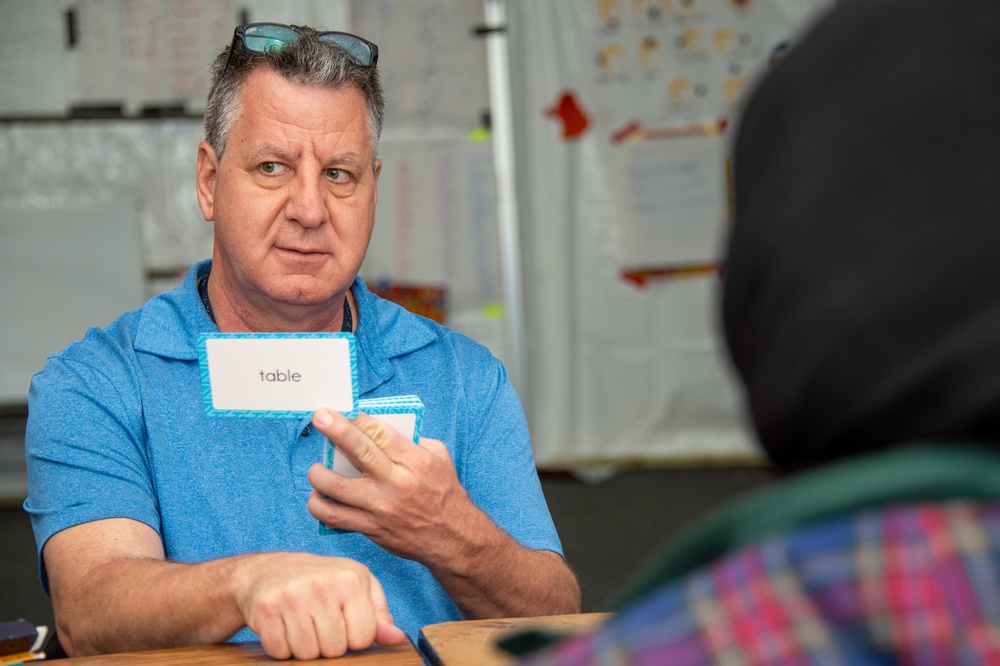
[0,205,146,404]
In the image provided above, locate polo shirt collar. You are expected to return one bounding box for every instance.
[134,260,213,361]
[351,276,437,393]
[133,260,438,394]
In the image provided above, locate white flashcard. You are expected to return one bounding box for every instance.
[197,333,359,418]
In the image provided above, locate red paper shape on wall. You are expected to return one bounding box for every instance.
[545,91,591,140]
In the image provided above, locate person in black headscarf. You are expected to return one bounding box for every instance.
[512,0,1000,662]
[724,0,1000,472]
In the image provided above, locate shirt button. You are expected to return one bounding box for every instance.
[301,426,311,437]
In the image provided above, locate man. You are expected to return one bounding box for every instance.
[24,24,579,661]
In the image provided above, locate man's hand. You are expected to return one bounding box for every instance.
[307,409,582,619]
[306,409,479,562]
[236,553,406,659]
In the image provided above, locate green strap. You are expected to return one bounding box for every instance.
[606,442,1000,610]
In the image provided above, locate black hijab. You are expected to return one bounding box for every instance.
[722,0,1000,470]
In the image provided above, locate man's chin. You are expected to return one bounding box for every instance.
[267,280,345,309]
[272,292,340,309]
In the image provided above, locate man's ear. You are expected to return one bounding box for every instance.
[372,157,382,208]
[195,141,219,222]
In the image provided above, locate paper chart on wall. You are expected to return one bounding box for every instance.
[70,0,350,115]
[351,0,490,128]
[537,0,832,268]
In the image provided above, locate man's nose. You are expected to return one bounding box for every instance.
[285,174,328,228]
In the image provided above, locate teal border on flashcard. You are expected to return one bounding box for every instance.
[197,332,359,418]
[357,400,425,443]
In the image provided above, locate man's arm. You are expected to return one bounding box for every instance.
[44,518,405,660]
[413,498,581,619]
[307,409,582,618]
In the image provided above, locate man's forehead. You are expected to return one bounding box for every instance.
[231,71,372,157]
[244,141,368,166]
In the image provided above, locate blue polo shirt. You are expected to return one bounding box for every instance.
[24,260,561,642]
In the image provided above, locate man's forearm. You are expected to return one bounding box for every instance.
[426,508,581,619]
[52,555,250,656]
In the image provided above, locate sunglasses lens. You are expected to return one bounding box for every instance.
[234,25,376,67]
[242,24,299,54]
[320,34,374,66]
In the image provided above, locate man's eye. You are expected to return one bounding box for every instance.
[326,168,351,183]
[260,162,281,175]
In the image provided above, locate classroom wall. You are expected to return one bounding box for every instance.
[0,0,831,469]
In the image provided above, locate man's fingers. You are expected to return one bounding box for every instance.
[306,485,378,534]
[369,575,407,646]
[283,611,322,661]
[312,408,391,478]
[342,586,379,651]
[252,610,292,661]
[314,611,349,659]
[353,412,414,458]
[376,617,408,646]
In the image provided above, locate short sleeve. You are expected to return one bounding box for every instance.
[456,352,563,556]
[24,326,160,592]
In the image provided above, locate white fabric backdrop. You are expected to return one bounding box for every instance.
[505,0,832,468]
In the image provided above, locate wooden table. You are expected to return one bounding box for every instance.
[51,640,424,665]
[418,613,610,666]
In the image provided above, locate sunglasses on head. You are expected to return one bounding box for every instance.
[223,23,379,75]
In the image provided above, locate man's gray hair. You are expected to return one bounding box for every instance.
[204,26,385,166]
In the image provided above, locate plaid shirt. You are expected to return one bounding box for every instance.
[519,502,1000,665]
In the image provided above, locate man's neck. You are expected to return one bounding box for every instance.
[206,269,355,334]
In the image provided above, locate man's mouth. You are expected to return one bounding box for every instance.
[278,246,325,255]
